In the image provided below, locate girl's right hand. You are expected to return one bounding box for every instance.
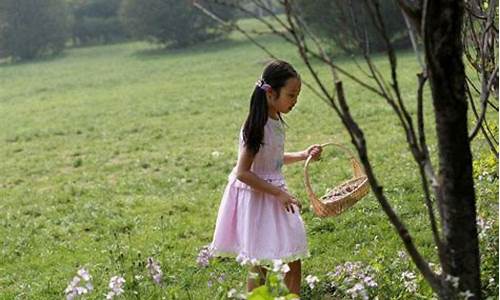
[276,191,301,214]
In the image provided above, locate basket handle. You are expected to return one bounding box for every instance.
[303,142,357,205]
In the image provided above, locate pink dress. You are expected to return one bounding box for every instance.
[210,117,309,264]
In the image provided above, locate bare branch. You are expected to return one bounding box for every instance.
[402,8,424,69]
[334,80,441,290]
[466,83,499,157]
[282,1,338,109]
[286,0,441,288]
[469,64,499,141]
[396,0,423,36]
[202,0,388,98]
[192,1,332,107]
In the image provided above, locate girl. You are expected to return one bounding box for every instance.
[209,60,322,295]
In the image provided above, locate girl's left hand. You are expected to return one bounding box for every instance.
[304,144,322,161]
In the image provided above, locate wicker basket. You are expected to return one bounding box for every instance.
[303,142,370,217]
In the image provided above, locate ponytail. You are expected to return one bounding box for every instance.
[243,87,268,154]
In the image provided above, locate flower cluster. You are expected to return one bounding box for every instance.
[207,272,226,287]
[445,274,460,289]
[397,250,407,260]
[197,245,214,268]
[305,274,320,289]
[327,261,377,299]
[272,259,290,274]
[106,276,126,300]
[477,171,496,182]
[476,217,493,239]
[401,271,417,293]
[64,256,171,299]
[227,288,247,299]
[146,257,163,285]
[64,268,93,300]
[459,290,474,300]
[235,254,259,267]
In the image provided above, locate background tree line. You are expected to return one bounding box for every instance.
[0,0,238,61]
[0,0,410,62]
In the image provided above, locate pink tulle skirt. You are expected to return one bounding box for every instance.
[210,173,309,264]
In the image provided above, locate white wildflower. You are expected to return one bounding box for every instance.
[227,288,238,298]
[236,254,250,266]
[248,272,259,280]
[445,274,460,289]
[197,245,213,268]
[269,259,289,274]
[459,290,474,299]
[305,275,320,289]
[346,283,368,300]
[106,276,125,299]
[77,268,91,282]
[146,257,163,285]
[401,271,417,293]
[64,268,93,300]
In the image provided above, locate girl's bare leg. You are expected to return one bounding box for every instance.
[247,265,267,292]
[284,260,301,295]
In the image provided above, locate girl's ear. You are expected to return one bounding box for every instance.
[266,88,275,101]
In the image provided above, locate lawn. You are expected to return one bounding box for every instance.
[0,18,497,299]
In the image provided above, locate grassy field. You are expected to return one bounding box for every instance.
[0,18,498,299]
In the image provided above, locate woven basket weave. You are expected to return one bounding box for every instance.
[303,142,370,217]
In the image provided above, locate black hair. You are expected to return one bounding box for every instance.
[242,59,299,155]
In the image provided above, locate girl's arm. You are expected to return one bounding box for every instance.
[235,146,300,213]
[283,151,308,164]
[284,144,322,165]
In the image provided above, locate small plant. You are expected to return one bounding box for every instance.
[106,276,126,299]
[197,246,300,299]
[326,261,378,299]
[64,268,93,300]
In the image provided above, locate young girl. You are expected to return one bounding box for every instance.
[209,60,322,295]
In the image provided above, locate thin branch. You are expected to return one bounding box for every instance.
[335,80,441,291]
[204,0,387,98]
[469,64,499,141]
[287,0,441,290]
[415,72,441,246]
[282,1,339,110]
[192,1,332,107]
[466,80,499,157]
[291,4,340,82]
[402,8,424,69]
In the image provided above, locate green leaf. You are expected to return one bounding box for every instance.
[248,286,273,300]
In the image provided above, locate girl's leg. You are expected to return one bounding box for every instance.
[247,265,267,292]
[284,260,301,295]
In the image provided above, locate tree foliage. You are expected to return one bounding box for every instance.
[70,0,127,45]
[296,0,411,55]
[0,0,70,60]
[119,0,234,48]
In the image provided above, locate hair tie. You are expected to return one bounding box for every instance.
[255,79,272,92]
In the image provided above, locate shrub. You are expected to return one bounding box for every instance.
[119,0,235,48]
[0,0,70,60]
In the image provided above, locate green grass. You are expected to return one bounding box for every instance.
[0,19,498,299]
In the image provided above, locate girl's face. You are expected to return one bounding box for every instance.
[267,77,301,117]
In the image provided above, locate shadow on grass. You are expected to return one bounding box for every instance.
[0,52,69,68]
[130,34,276,61]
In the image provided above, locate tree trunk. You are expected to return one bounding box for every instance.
[424,0,481,298]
